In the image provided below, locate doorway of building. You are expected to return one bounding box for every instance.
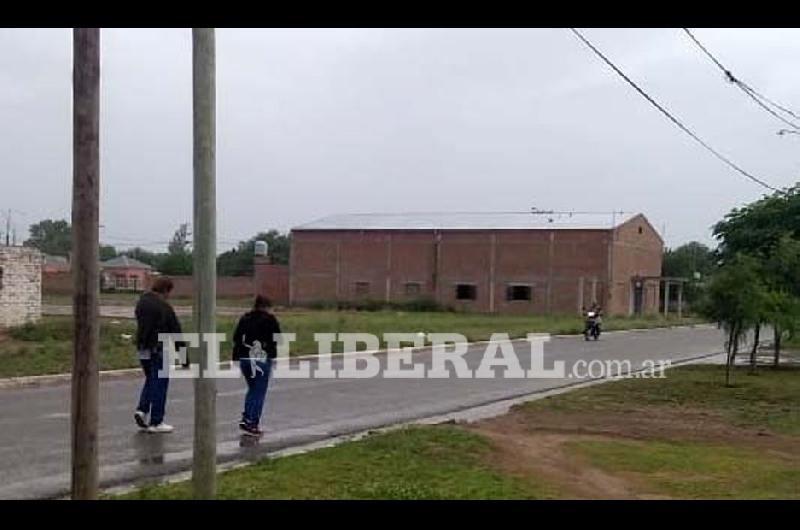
[632,279,644,315]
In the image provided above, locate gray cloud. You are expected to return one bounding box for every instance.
[1,28,798,251]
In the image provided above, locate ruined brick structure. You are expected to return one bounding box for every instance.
[0,246,43,327]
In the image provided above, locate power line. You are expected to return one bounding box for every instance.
[681,28,728,74]
[102,233,242,245]
[682,28,800,129]
[740,80,800,121]
[568,28,779,192]
[738,83,800,131]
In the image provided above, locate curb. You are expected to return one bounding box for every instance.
[0,323,712,391]
[0,368,142,390]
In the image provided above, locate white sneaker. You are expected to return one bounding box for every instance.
[134,411,148,430]
[147,423,174,434]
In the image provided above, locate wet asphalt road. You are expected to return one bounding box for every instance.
[0,325,724,499]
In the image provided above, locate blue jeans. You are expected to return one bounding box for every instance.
[239,358,272,427]
[137,349,170,426]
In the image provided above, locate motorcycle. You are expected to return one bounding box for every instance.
[584,311,601,341]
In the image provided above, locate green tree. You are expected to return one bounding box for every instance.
[713,183,800,261]
[168,223,191,255]
[699,254,766,386]
[761,290,799,368]
[216,246,251,276]
[123,247,160,267]
[156,223,194,275]
[217,230,290,276]
[712,184,800,368]
[662,242,715,278]
[156,253,193,276]
[24,219,72,256]
[759,234,800,366]
[258,230,290,265]
[662,241,716,307]
[99,245,118,261]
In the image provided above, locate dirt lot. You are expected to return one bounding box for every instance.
[468,396,799,499]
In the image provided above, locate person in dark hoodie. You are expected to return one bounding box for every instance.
[134,277,183,433]
[232,295,281,436]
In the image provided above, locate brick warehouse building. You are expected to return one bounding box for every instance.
[289,212,663,316]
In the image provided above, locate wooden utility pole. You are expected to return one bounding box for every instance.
[191,27,217,499]
[71,28,100,500]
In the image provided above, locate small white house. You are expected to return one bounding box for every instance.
[0,246,42,327]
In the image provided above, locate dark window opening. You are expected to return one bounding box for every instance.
[638,226,643,234]
[354,281,370,296]
[0,266,3,290]
[455,284,477,301]
[404,282,422,296]
[506,285,532,301]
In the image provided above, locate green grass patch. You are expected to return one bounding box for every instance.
[569,439,800,499]
[526,364,800,435]
[276,310,703,355]
[43,292,252,307]
[1,312,703,379]
[1,316,139,377]
[116,426,554,500]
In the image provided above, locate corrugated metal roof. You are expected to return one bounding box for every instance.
[293,212,638,231]
[101,255,152,269]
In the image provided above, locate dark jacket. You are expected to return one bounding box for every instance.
[135,291,183,351]
[232,310,281,361]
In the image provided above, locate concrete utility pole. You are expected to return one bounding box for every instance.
[70,28,100,500]
[191,27,217,499]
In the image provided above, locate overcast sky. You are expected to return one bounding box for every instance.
[1,28,799,252]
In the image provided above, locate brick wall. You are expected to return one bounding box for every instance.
[254,259,290,306]
[167,272,289,304]
[609,214,664,315]
[44,272,261,301]
[42,270,73,295]
[168,275,255,299]
[290,228,620,314]
[0,246,42,327]
[45,269,154,295]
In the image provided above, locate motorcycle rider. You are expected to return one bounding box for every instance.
[583,302,603,339]
[590,302,603,332]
